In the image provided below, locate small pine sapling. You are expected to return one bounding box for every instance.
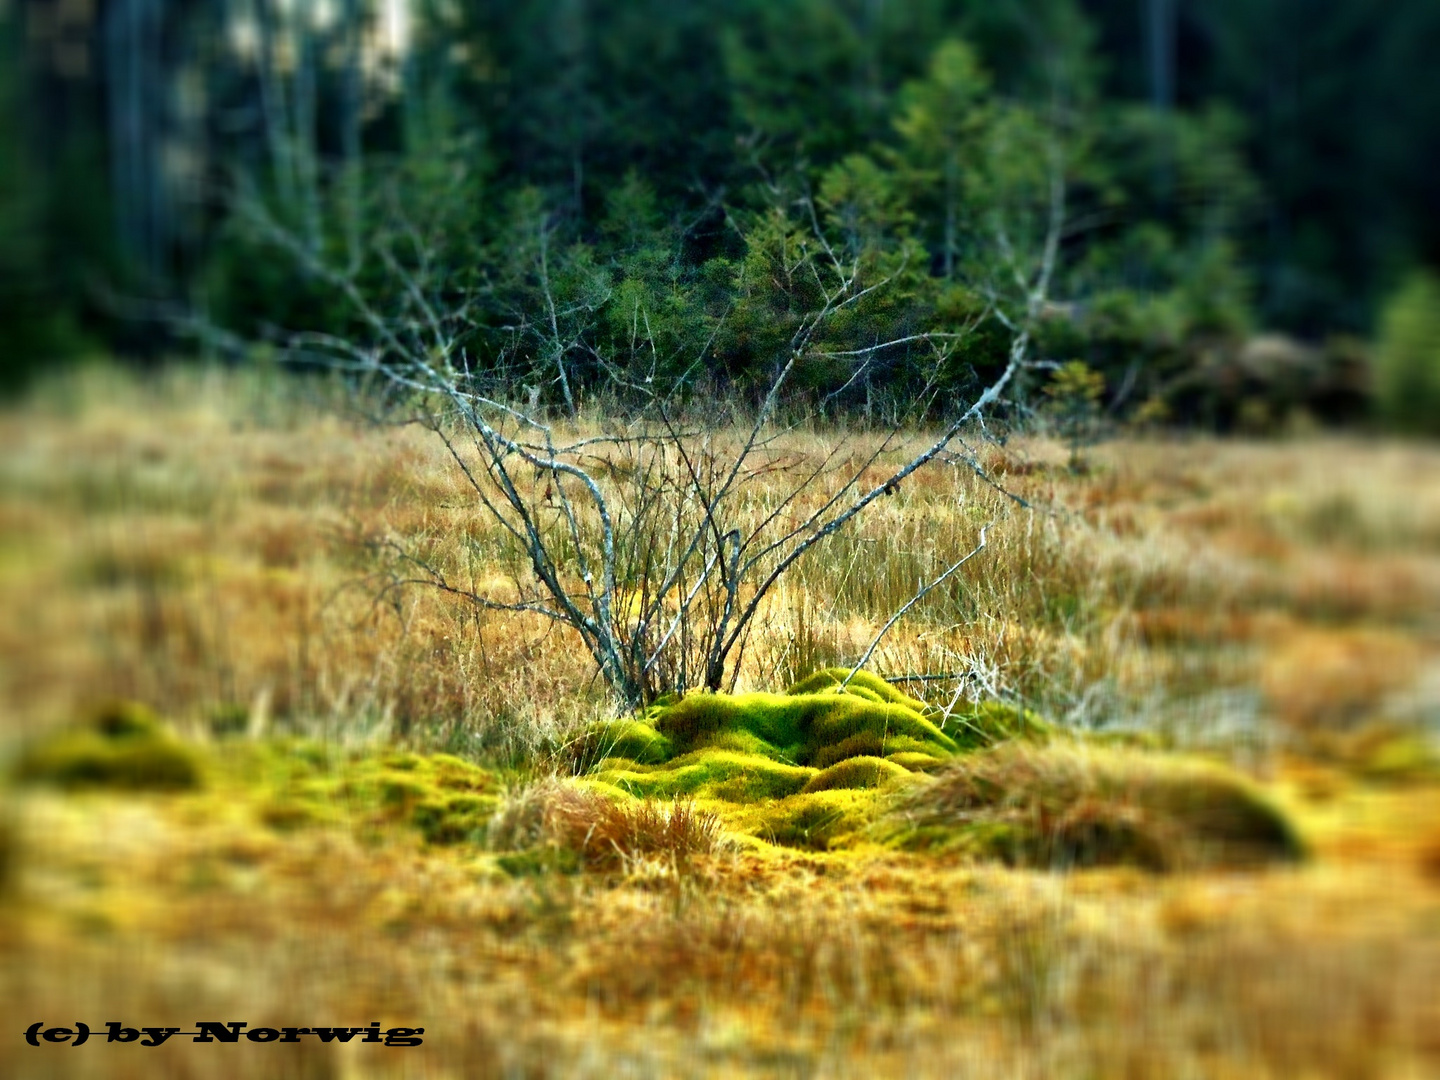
[1043,360,1105,472]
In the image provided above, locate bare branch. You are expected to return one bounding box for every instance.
[840,526,989,688]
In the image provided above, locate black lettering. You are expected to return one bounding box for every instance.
[278,1028,311,1042]
[41,1027,72,1044]
[384,1027,425,1047]
[192,1022,245,1043]
[310,1027,360,1043]
[246,1028,280,1043]
[106,1022,140,1043]
[139,1027,181,1046]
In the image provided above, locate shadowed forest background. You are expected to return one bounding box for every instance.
[4,0,1439,427]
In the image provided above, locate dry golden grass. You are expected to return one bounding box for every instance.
[2,363,1440,1077]
[486,777,728,874]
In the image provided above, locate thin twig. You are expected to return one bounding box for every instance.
[840,526,990,689]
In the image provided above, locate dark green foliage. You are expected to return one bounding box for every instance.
[176,1,1271,419]
[0,10,92,392]
[1374,271,1440,436]
[18,0,1439,386]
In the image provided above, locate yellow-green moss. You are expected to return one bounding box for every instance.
[13,702,201,792]
[251,744,499,845]
[802,756,912,794]
[809,731,886,768]
[259,798,325,831]
[886,751,950,773]
[650,684,958,765]
[1352,730,1440,785]
[570,672,1063,855]
[592,748,815,802]
[89,700,166,739]
[495,847,583,876]
[572,776,640,803]
[700,728,786,758]
[728,789,882,851]
[552,673,1071,858]
[786,668,931,712]
[412,793,497,844]
[572,718,674,767]
[943,700,1052,751]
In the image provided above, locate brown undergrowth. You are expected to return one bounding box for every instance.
[2,363,1439,1077]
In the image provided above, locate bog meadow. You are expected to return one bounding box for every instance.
[4,2,1440,1077]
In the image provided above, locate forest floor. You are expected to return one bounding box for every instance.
[2,364,1439,1078]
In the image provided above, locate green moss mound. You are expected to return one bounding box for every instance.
[593,749,814,802]
[885,751,950,773]
[1343,727,1440,786]
[884,742,1305,871]
[255,746,500,845]
[571,718,673,768]
[576,669,1060,851]
[336,751,501,844]
[946,700,1052,751]
[13,702,201,791]
[647,677,959,766]
[727,790,879,851]
[785,668,932,710]
[802,756,911,794]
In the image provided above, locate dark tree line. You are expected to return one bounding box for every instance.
[2,0,1435,412]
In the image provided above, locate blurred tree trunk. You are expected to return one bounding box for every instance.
[104,0,169,282]
[1143,0,1174,201]
[342,0,364,267]
[1143,0,1174,113]
[293,8,321,253]
[252,0,295,214]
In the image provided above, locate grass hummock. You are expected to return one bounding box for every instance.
[883,741,1306,871]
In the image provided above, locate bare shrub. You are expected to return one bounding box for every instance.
[220,122,1074,711]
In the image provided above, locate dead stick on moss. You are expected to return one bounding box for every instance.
[840,526,989,691]
[880,672,971,684]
